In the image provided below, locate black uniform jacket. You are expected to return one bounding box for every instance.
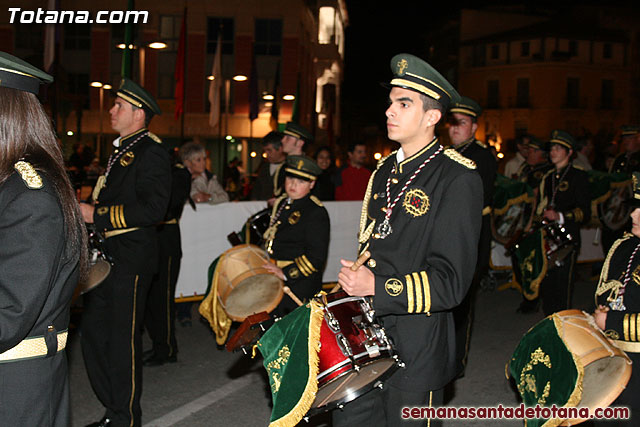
[269,194,330,298]
[518,161,553,192]
[536,164,591,244]
[94,129,171,275]
[609,151,640,174]
[360,138,483,391]
[596,233,640,347]
[159,163,191,256]
[0,167,80,424]
[455,138,497,213]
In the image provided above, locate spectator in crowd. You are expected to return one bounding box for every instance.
[573,136,593,171]
[504,135,530,179]
[224,157,242,200]
[250,131,286,200]
[312,145,335,201]
[181,141,229,204]
[334,141,371,200]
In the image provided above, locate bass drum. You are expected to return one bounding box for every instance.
[216,244,283,322]
[599,182,632,231]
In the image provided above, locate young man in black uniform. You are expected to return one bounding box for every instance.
[272,122,312,199]
[594,171,640,427]
[601,125,640,253]
[336,53,483,426]
[262,155,330,313]
[448,96,497,376]
[143,158,191,366]
[80,78,171,427]
[535,130,590,316]
[515,136,553,313]
[517,136,553,191]
[0,51,86,427]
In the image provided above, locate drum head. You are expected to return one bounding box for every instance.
[224,273,283,321]
[311,358,398,412]
[80,260,111,294]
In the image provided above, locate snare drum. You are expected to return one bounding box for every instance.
[216,244,283,322]
[309,291,403,414]
[542,221,576,268]
[77,225,112,295]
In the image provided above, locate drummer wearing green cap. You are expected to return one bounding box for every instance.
[335,53,482,426]
[534,130,590,316]
[262,155,330,314]
[0,51,86,426]
[79,77,171,427]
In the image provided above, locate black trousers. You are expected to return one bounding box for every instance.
[540,250,577,316]
[81,270,151,427]
[332,385,444,427]
[144,226,181,359]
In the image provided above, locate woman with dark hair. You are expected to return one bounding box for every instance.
[312,145,336,200]
[0,52,86,426]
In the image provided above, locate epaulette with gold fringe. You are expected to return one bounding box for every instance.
[310,195,323,207]
[148,132,162,143]
[444,148,476,169]
[14,161,43,189]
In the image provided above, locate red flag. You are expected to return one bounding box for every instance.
[174,9,187,120]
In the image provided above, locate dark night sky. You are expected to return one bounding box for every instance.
[339,0,635,141]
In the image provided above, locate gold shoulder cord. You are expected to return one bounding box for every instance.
[263,195,287,252]
[595,236,630,299]
[358,151,396,246]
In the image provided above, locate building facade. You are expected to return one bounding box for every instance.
[0,0,348,175]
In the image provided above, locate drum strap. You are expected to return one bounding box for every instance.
[0,330,67,363]
[104,227,140,238]
[612,339,640,353]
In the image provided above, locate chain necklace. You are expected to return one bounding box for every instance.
[375,145,443,239]
[549,163,571,207]
[264,198,291,254]
[92,131,148,201]
[104,131,148,178]
[609,241,640,311]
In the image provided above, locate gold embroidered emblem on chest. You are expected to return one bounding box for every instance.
[120,151,135,167]
[403,188,430,217]
[288,211,301,225]
[558,181,569,192]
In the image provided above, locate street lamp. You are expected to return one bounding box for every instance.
[90,81,112,158]
[117,41,166,86]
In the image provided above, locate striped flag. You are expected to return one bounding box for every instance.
[208,32,222,128]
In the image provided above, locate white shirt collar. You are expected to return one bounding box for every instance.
[396,147,406,163]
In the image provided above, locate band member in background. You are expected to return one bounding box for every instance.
[448,96,497,376]
[0,51,86,427]
[515,136,553,314]
[601,125,640,254]
[250,131,286,200]
[535,130,590,316]
[272,122,313,199]
[143,155,192,366]
[336,53,482,426]
[262,155,330,314]
[594,171,640,427]
[79,78,171,427]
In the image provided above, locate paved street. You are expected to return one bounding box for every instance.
[68,263,600,426]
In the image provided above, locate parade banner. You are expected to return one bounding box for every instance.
[198,256,232,345]
[492,174,535,243]
[508,315,582,427]
[257,301,324,427]
[513,228,547,300]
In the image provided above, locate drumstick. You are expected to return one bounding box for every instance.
[331,251,371,293]
[283,286,303,307]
